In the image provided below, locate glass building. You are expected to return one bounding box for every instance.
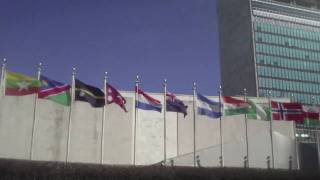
[217,0,320,170]
[253,0,320,105]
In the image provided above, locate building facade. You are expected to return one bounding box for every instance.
[217,0,320,170]
[218,0,320,105]
[0,93,298,169]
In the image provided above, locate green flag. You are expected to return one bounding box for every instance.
[247,99,270,121]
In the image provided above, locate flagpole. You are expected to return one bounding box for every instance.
[101,72,108,164]
[0,58,6,97]
[29,62,42,160]
[176,112,179,156]
[291,93,300,170]
[66,67,76,163]
[219,85,224,167]
[163,79,167,165]
[132,75,139,166]
[268,90,275,168]
[243,88,249,168]
[192,82,197,167]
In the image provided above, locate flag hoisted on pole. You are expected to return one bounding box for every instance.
[219,85,224,167]
[101,72,108,164]
[132,75,139,166]
[268,90,275,169]
[243,88,249,168]
[0,58,6,97]
[163,78,167,165]
[29,62,42,160]
[192,82,197,167]
[66,67,76,163]
[291,93,300,170]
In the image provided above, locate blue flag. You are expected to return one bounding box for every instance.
[166,93,188,117]
[197,93,221,119]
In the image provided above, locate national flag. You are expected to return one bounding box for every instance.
[197,93,221,118]
[38,75,71,106]
[106,83,127,112]
[271,101,304,123]
[302,105,320,126]
[75,79,105,107]
[136,87,162,112]
[5,70,41,96]
[166,93,188,117]
[222,96,249,116]
[247,99,270,121]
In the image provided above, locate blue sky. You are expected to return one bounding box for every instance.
[0,0,220,95]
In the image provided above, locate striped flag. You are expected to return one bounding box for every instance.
[136,87,162,112]
[39,75,71,106]
[222,96,249,116]
[197,93,221,118]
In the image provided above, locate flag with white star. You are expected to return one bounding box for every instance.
[5,71,41,96]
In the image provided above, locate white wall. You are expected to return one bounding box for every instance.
[0,92,297,169]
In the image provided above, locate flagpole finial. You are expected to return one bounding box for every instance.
[72,67,76,76]
[2,58,6,67]
[193,82,196,90]
[104,72,108,80]
[38,62,42,71]
[243,88,247,95]
[136,75,140,83]
[164,78,167,85]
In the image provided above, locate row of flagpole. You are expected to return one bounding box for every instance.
[0,59,299,168]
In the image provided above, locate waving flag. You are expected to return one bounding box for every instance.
[222,96,249,116]
[75,79,105,108]
[136,87,162,112]
[38,75,71,106]
[271,101,304,123]
[302,105,320,126]
[166,93,188,117]
[106,83,127,112]
[197,93,221,118]
[5,71,41,96]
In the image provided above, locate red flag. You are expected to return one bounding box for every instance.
[271,101,304,123]
[106,83,127,112]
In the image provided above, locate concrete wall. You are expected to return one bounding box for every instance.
[0,92,297,169]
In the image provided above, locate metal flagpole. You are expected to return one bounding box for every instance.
[243,88,249,168]
[176,112,179,156]
[268,90,275,168]
[0,58,7,97]
[219,85,224,167]
[163,79,167,165]
[132,75,139,166]
[192,82,197,167]
[291,93,300,170]
[66,67,76,163]
[100,72,108,164]
[29,62,42,160]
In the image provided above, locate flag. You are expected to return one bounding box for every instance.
[5,70,41,96]
[197,93,221,118]
[38,75,71,106]
[166,93,188,117]
[247,99,270,121]
[136,87,162,112]
[222,96,249,116]
[271,101,304,123]
[75,79,105,107]
[302,105,320,126]
[106,83,127,112]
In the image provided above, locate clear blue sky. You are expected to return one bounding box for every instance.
[0,0,220,95]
